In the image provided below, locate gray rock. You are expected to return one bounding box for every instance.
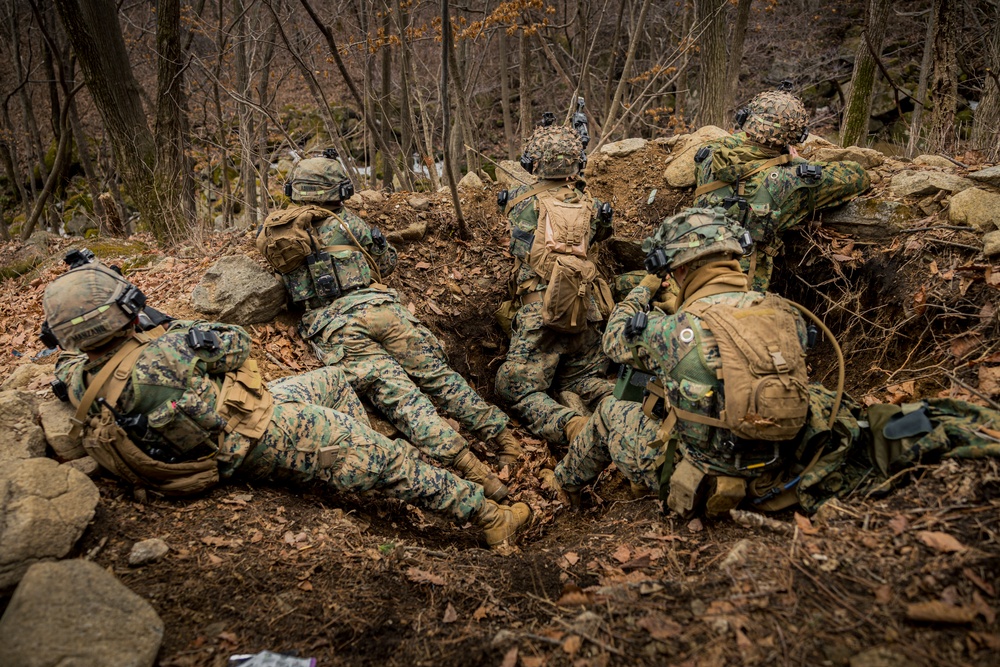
[190,255,286,326]
[949,187,1000,231]
[600,138,647,158]
[0,560,164,667]
[26,230,56,253]
[820,198,915,239]
[0,363,51,391]
[65,213,97,237]
[913,154,957,170]
[811,146,885,169]
[64,456,100,477]
[0,390,45,465]
[984,230,1000,257]
[663,125,729,188]
[495,160,535,189]
[0,458,99,591]
[890,170,975,198]
[128,538,170,567]
[968,165,1000,189]
[406,195,431,212]
[39,400,85,461]
[458,171,484,190]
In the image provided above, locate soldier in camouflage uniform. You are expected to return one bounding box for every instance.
[44,262,531,547]
[264,154,523,501]
[693,89,870,291]
[542,209,859,517]
[495,125,615,448]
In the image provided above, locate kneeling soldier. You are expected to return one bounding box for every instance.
[43,262,530,548]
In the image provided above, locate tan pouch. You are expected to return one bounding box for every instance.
[217,359,274,439]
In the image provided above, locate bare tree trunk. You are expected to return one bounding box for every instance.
[906,6,937,157]
[840,0,891,147]
[499,28,516,160]
[441,0,469,240]
[972,3,1000,159]
[695,0,727,128]
[599,0,653,147]
[233,0,257,227]
[21,94,74,239]
[256,9,278,217]
[675,0,693,122]
[602,0,627,124]
[53,0,186,243]
[379,1,395,188]
[214,0,232,228]
[725,0,753,115]
[155,0,194,225]
[519,28,531,143]
[396,0,415,180]
[447,39,478,174]
[927,0,960,150]
[0,104,32,227]
[69,100,108,224]
[9,0,48,203]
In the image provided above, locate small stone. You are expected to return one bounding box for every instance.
[0,560,164,667]
[0,363,51,391]
[0,390,45,465]
[983,230,1000,257]
[663,125,730,188]
[890,170,975,198]
[849,646,910,667]
[406,195,431,211]
[917,195,942,216]
[820,198,914,236]
[949,187,1000,231]
[491,629,517,647]
[913,154,956,169]
[719,539,751,569]
[64,456,100,477]
[39,399,85,461]
[129,538,170,566]
[967,164,1000,189]
[386,221,427,244]
[812,146,885,169]
[600,137,647,158]
[458,171,484,190]
[190,255,287,326]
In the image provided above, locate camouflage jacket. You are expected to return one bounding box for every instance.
[693,133,870,252]
[604,281,807,458]
[505,179,612,293]
[55,320,251,456]
[278,204,398,336]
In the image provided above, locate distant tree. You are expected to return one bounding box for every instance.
[725,0,753,115]
[972,3,1000,160]
[906,4,936,158]
[52,0,187,243]
[695,0,727,128]
[926,0,960,149]
[840,0,891,148]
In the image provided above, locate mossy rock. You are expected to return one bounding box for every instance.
[79,238,151,261]
[0,246,45,281]
[481,162,497,182]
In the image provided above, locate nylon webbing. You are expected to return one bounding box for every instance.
[69,336,147,440]
[503,181,564,215]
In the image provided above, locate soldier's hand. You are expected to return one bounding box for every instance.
[639,273,664,293]
[653,298,677,314]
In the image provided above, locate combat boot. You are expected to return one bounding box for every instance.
[453,449,508,502]
[563,415,589,445]
[491,428,524,467]
[538,469,581,507]
[474,499,532,547]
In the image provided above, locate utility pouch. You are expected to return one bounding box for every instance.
[510,227,534,260]
[217,359,274,439]
[329,248,371,292]
[147,395,220,456]
[614,365,655,402]
[307,252,341,300]
[494,299,518,336]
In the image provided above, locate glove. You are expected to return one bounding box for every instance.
[639,273,663,293]
[653,298,677,314]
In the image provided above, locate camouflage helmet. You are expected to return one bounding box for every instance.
[288,156,351,204]
[522,125,583,179]
[642,207,746,271]
[43,263,144,351]
[740,90,808,148]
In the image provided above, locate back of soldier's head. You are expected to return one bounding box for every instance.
[521,125,583,180]
[43,263,144,351]
[643,208,746,272]
[288,154,353,205]
[740,90,808,149]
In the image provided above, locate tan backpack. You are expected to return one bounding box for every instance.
[527,187,600,334]
[680,294,809,441]
[255,205,332,274]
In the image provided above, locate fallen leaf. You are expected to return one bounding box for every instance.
[929,260,939,275]
[912,284,928,316]
[406,567,446,586]
[563,551,579,566]
[906,601,977,624]
[973,592,996,624]
[298,581,313,592]
[561,635,582,656]
[472,605,488,621]
[637,613,683,640]
[556,590,594,607]
[874,585,892,605]
[414,261,432,270]
[888,514,909,536]
[687,518,704,533]
[612,544,631,563]
[969,632,1000,650]
[443,603,458,623]
[917,531,967,553]
[794,513,818,535]
[950,333,983,359]
[963,568,996,597]
[978,366,1000,397]
[521,658,545,667]
[500,646,518,667]
[202,536,232,548]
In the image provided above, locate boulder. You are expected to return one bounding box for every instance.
[811,146,885,169]
[0,458,99,591]
[349,189,386,208]
[663,125,730,188]
[406,195,431,212]
[890,170,975,198]
[64,456,100,477]
[983,230,1000,257]
[801,134,836,150]
[65,213,98,237]
[128,538,170,567]
[0,390,45,465]
[190,255,286,326]
[496,160,535,189]
[0,363,51,391]
[968,165,1000,189]
[458,171,485,190]
[39,400,85,461]
[819,199,914,238]
[948,187,1000,231]
[913,154,957,170]
[0,560,164,667]
[600,138,647,158]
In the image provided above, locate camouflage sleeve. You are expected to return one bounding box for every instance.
[506,185,538,258]
[341,207,397,277]
[602,285,655,364]
[772,159,871,235]
[167,320,251,374]
[55,351,89,406]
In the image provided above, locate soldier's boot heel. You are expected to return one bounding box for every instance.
[474,499,532,547]
[705,476,747,518]
[453,449,509,502]
[563,415,589,445]
[492,428,525,467]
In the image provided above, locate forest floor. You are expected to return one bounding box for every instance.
[1,143,999,666]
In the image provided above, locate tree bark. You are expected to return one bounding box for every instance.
[926,0,960,150]
[906,5,937,157]
[255,7,278,217]
[519,28,531,144]
[52,0,186,243]
[69,100,108,225]
[840,0,891,147]
[155,0,195,222]
[499,28,516,160]
[441,0,470,240]
[233,0,257,227]
[695,0,727,128]
[725,0,753,115]
[972,3,1000,159]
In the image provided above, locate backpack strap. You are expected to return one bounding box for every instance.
[503,180,565,215]
[693,154,793,197]
[68,333,154,440]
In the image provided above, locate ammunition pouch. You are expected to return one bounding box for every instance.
[217,359,274,439]
[613,365,655,402]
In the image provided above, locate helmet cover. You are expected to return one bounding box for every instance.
[289,157,351,204]
[523,125,583,179]
[642,208,746,271]
[742,90,808,148]
[43,263,139,351]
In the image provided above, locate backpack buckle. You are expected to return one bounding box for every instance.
[768,347,789,373]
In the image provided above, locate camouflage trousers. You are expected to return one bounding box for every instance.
[216,366,484,522]
[495,301,613,445]
[312,301,508,465]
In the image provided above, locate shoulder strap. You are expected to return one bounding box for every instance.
[503,181,564,215]
[693,154,793,197]
[69,337,144,440]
